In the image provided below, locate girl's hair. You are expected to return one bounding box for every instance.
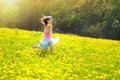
[40,16,52,25]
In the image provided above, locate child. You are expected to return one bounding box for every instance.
[33,15,54,52]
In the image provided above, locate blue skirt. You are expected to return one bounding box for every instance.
[40,36,52,48]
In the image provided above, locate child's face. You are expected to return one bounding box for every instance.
[48,18,53,24]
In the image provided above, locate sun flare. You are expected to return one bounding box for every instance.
[4,0,16,4]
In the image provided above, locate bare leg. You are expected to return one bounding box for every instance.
[49,41,53,53]
[33,44,41,48]
[33,44,46,50]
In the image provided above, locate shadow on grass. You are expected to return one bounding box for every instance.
[35,49,52,57]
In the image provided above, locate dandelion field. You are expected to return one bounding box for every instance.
[0,28,120,80]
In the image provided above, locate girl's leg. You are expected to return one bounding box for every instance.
[33,44,45,50]
[33,44,41,48]
[49,41,53,53]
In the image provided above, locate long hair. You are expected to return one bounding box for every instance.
[40,15,52,26]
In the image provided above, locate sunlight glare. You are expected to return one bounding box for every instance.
[4,0,16,4]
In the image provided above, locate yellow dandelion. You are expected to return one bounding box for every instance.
[117,70,120,75]
[109,64,115,67]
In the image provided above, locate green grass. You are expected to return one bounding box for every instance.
[0,28,120,80]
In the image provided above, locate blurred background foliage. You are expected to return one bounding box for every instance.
[0,0,120,40]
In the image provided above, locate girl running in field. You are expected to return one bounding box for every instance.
[33,15,59,52]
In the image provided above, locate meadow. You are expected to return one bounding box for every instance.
[0,28,120,80]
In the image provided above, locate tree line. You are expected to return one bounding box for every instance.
[0,0,120,40]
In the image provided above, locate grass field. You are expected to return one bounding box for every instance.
[0,28,120,80]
